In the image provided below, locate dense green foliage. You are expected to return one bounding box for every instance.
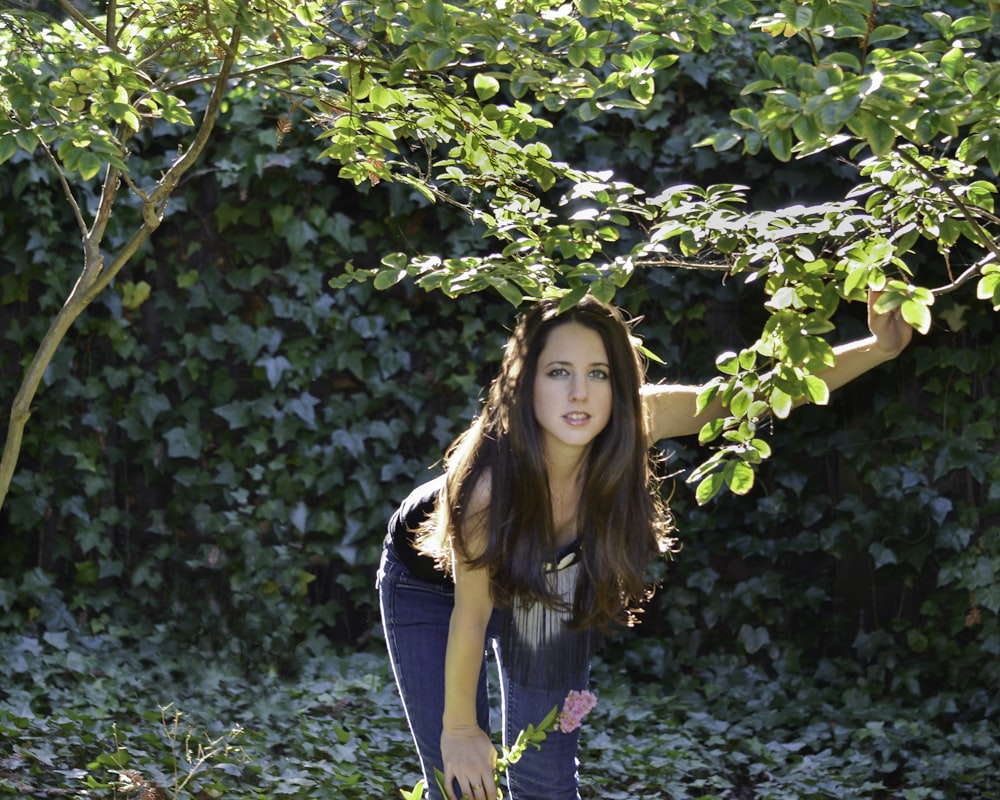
[1,0,999,795]
[1,631,998,798]
[3,0,1000,504]
[2,5,998,682]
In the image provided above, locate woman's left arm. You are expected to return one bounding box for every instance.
[644,291,915,443]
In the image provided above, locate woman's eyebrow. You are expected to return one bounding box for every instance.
[543,360,610,368]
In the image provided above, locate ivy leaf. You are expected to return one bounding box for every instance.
[737,624,771,654]
[121,281,152,310]
[163,426,202,459]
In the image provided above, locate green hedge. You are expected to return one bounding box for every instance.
[1,57,997,696]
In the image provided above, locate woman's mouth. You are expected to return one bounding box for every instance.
[563,412,591,426]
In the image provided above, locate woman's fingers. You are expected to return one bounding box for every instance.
[462,774,496,800]
[441,727,498,800]
[444,772,496,800]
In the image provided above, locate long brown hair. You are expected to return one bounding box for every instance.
[418,295,675,631]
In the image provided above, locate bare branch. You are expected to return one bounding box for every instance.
[161,55,306,92]
[55,0,103,40]
[634,256,733,272]
[105,0,116,49]
[86,26,243,303]
[37,136,88,236]
[897,147,1000,267]
[931,253,995,296]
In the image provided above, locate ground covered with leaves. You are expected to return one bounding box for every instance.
[1,619,997,800]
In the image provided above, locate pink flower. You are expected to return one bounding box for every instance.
[554,689,597,733]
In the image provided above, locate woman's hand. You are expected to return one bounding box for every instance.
[868,289,914,358]
[441,725,497,800]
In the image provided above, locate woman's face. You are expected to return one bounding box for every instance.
[532,322,612,457]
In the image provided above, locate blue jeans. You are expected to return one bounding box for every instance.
[378,541,589,800]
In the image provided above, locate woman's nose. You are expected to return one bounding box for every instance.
[569,374,588,401]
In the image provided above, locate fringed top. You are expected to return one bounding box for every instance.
[498,539,598,689]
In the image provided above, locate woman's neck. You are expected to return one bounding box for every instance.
[543,441,589,485]
[545,452,586,548]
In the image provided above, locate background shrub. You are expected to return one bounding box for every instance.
[0,35,997,695]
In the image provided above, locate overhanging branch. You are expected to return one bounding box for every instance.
[55,0,103,40]
[931,253,995,296]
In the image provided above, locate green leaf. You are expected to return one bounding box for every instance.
[369,83,397,110]
[365,120,397,142]
[859,115,896,156]
[770,387,793,419]
[698,417,725,445]
[866,24,908,44]
[695,383,721,416]
[77,152,104,180]
[557,284,589,313]
[767,127,793,162]
[900,298,932,334]
[427,47,454,70]
[803,374,829,405]
[494,279,524,306]
[695,471,725,505]
[474,73,500,101]
[716,351,740,376]
[425,0,445,23]
[844,267,871,297]
[749,437,772,459]
[0,134,17,164]
[976,268,1000,309]
[729,387,754,418]
[726,461,755,496]
[374,269,406,290]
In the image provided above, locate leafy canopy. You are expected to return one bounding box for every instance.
[1,0,999,503]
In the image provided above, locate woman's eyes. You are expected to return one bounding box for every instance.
[545,367,609,380]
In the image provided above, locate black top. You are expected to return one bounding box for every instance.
[386,474,453,586]
[387,473,586,585]
[386,472,596,687]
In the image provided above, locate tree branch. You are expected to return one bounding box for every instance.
[161,55,306,93]
[930,253,995,296]
[86,25,243,303]
[37,136,88,237]
[105,0,117,50]
[0,24,244,513]
[55,0,103,40]
[897,147,1000,267]
[634,255,733,271]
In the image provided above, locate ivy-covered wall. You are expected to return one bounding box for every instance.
[1,57,997,694]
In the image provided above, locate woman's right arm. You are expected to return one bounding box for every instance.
[441,513,497,800]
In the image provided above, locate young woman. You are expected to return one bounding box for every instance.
[378,293,912,800]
